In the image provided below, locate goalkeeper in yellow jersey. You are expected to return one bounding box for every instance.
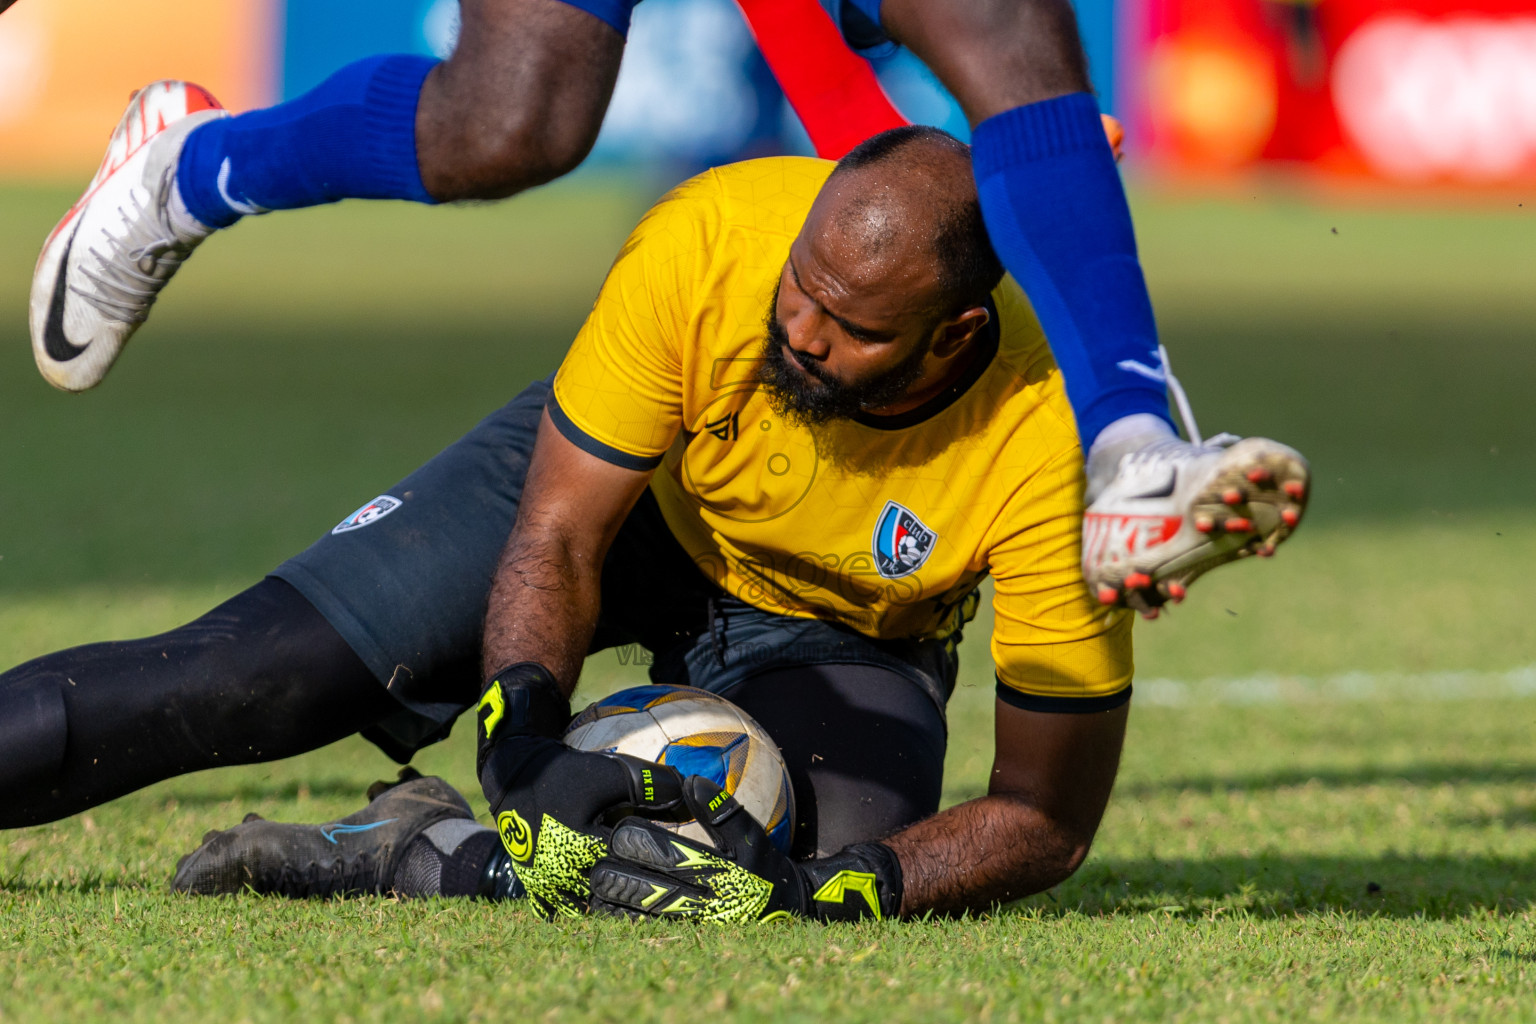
[6,128,1304,918]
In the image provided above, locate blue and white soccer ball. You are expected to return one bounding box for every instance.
[563,684,794,853]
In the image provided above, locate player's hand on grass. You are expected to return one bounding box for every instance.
[477,663,689,918]
[589,775,903,923]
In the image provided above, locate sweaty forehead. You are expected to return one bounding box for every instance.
[801,174,940,296]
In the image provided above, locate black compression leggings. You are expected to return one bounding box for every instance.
[0,580,950,850]
[0,578,399,828]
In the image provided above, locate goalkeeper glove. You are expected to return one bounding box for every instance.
[589,774,903,923]
[477,663,687,918]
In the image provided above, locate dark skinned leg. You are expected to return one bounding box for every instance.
[880,0,1090,123]
[415,0,625,201]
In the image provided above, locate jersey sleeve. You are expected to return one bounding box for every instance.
[549,172,723,469]
[987,446,1135,711]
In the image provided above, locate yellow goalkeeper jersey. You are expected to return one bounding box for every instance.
[550,157,1132,704]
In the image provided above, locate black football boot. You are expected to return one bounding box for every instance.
[171,770,501,898]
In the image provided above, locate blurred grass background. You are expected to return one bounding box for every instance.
[2,178,1534,675]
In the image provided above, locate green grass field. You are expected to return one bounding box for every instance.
[1,175,1534,1022]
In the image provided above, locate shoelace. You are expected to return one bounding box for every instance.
[1159,344,1239,452]
[72,165,193,325]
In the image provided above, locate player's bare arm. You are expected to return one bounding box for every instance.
[480,410,653,689]
[473,413,693,918]
[884,700,1127,915]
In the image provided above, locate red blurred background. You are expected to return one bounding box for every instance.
[1125,0,1536,184]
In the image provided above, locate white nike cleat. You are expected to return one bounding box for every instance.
[1081,348,1310,618]
[30,81,228,392]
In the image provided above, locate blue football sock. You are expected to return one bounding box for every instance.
[971,93,1174,447]
[177,54,439,229]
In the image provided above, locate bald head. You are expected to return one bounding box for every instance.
[762,128,1004,425]
[812,126,1003,319]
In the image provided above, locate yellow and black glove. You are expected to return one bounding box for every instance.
[477,663,688,919]
[590,775,903,923]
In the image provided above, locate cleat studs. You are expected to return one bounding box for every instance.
[1225,517,1253,532]
[1222,488,1244,506]
[1167,582,1187,602]
[1281,508,1301,528]
[1097,586,1120,605]
[1124,572,1152,590]
[1257,544,1275,558]
[1283,481,1306,500]
[1196,516,1216,533]
[1246,468,1273,484]
[1142,608,1160,621]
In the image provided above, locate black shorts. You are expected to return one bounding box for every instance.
[721,662,946,857]
[271,379,969,776]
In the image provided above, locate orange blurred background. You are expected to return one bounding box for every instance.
[0,0,275,180]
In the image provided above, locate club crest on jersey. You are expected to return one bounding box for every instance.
[332,495,402,535]
[872,501,936,579]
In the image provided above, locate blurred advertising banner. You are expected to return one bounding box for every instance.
[1123,0,1536,184]
[0,0,276,178]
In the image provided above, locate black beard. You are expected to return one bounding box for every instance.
[756,293,931,427]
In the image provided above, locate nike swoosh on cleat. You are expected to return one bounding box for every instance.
[42,222,90,363]
[1130,471,1177,500]
[320,818,397,844]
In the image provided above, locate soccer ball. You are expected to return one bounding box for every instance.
[563,684,794,852]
